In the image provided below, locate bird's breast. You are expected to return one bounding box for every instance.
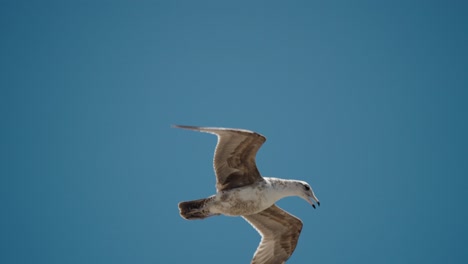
[211,185,275,216]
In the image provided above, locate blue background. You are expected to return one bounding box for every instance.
[1,1,467,263]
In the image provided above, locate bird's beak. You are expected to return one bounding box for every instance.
[308,194,320,209]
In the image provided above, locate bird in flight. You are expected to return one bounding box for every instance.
[174,125,320,264]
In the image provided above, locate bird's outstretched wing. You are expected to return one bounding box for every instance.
[173,125,266,192]
[242,205,303,264]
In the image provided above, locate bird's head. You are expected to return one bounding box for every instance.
[296,180,320,209]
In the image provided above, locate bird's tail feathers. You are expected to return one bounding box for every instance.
[178,197,218,220]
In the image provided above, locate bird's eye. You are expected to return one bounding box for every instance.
[304,185,310,191]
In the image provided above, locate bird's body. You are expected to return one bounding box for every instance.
[174,125,320,264]
[184,178,312,217]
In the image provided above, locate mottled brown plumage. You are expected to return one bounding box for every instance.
[243,205,303,264]
[173,125,266,191]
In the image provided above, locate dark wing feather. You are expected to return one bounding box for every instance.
[173,125,266,191]
[242,205,303,264]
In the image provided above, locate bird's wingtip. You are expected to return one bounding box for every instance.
[172,124,190,129]
[172,124,201,131]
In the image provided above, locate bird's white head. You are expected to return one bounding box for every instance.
[295,180,320,209]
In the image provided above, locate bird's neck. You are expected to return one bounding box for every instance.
[265,177,301,199]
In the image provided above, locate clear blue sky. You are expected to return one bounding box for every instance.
[1,1,467,263]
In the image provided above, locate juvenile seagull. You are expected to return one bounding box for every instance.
[174,125,320,264]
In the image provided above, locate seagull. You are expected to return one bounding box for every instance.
[174,125,320,264]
